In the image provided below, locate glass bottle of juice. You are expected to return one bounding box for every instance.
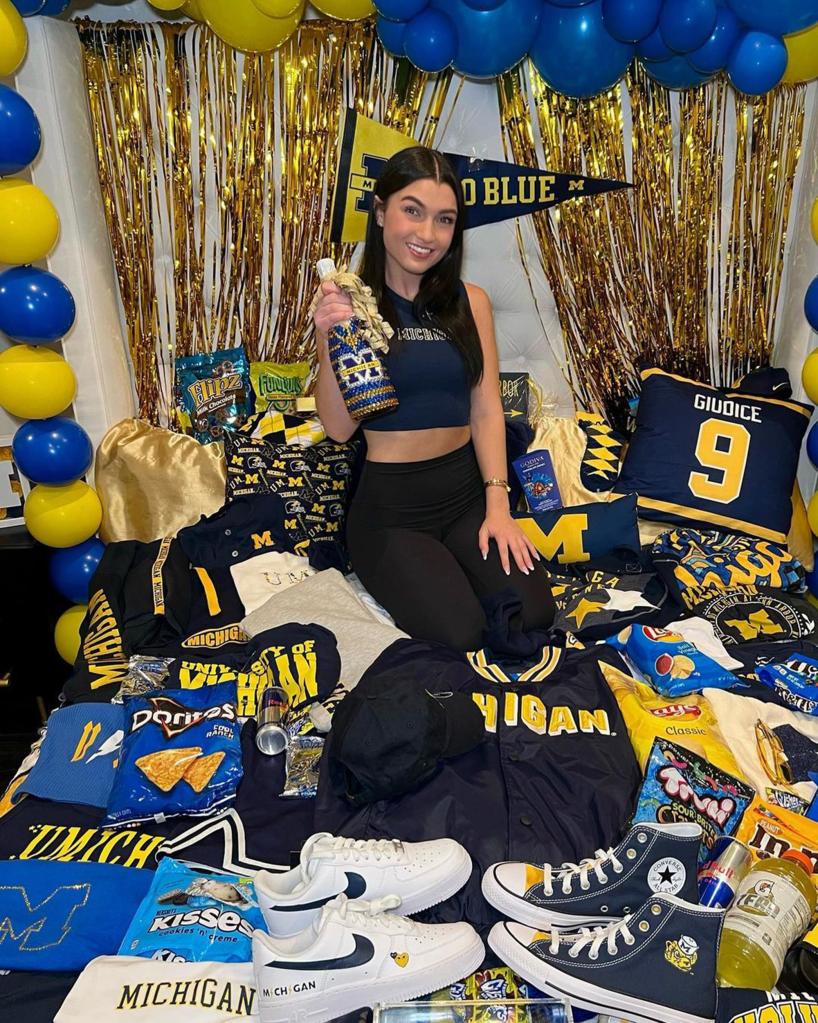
[717,850,816,990]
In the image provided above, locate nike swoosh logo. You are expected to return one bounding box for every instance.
[265,932,374,971]
[267,872,367,912]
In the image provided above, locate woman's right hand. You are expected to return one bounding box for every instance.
[312,281,354,341]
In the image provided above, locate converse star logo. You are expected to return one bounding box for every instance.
[647,857,686,896]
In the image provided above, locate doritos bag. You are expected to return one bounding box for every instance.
[735,796,818,893]
[119,858,264,963]
[600,661,746,779]
[609,624,739,696]
[105,683,242,826]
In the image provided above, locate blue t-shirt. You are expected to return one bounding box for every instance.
[0,859,151,971]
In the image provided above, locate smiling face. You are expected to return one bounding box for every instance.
[375,176,458,293]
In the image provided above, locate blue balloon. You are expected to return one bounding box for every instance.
[39,0,71,12]
[404,8,457,71]
[462,0,505,8]
[0,266,76,344]
[49,538,105,604]
[0,85,41,176]
[546,0,595,5]
[806,276,818,333]
[726,0,818,36]
[531,0,634,97]
[12,417,93,485]
[688,5,742,73]
[602,0,662,43]
[644,53,714,87]
[727,30,787,95]
[375,0,428,19]
[659,0,717,54]
[376,15,408,54]
[11,0,46,13]
[807,421,818,469]
[635,24,675,60]
[430,0,542,79]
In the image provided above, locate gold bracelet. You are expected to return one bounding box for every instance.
[484,478,511,493]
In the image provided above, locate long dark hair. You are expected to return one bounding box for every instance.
[359,146,483,386]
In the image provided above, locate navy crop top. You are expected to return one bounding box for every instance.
[364,285,472,432]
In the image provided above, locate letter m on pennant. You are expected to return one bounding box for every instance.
[0,883,91,951]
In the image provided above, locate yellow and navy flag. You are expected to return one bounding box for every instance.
[330,108,632,244]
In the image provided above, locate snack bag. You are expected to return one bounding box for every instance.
[175,346,250,443]
[757,655,818,716]
[600,661,746,779]
[105,682,242,826]
[250,361,310,412]
[633,737,754,862]
[119,858,264,963]
[609,624,739,696]
[735,795,818,893]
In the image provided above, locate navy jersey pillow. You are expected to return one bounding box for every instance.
[513,493,640,565]
[616,368,811,543]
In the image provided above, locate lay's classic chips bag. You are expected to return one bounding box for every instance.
[105,682,242,827]
[600,661,745,779]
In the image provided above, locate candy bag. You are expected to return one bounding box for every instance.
[119,858,264,963]
[175,346,250,443]
[633,737,754,862]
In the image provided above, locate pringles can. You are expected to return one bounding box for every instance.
[698,836,752,909]
[256,686,289,755]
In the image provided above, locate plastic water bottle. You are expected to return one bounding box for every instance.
[717,851,816,990]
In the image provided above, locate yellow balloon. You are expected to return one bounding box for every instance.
[0,0,26,77]
[25,481,102,549]
[54,604,88,665]
[809,491,818,538]
[0,179,60,266]
[783,22,818,84]
[804,351,818,404]
[183,0,204,19]
[310,0,374,18]
[252,0,301,16]
[813,197,818,246]
[200,0,304,52]
[0,345,76,419]
[149,0,186,9]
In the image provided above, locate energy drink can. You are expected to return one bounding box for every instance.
[256,686,289,756]
[698,836,751,909]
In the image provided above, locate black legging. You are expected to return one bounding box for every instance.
[346,442,555,651]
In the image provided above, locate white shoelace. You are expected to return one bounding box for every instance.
[318,836,404,863]
[542,848,624,896]
[547,917,636,960]
[328,893,407,931]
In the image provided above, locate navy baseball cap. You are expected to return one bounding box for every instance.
[327,674,485,806]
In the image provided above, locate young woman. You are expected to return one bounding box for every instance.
[313,146,554,651]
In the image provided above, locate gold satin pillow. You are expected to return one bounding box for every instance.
[95,419,227,543]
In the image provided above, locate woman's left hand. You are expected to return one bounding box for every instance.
[478,510,541,576]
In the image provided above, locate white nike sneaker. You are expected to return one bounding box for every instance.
[253,894,485,1023]
[255,832,472,936]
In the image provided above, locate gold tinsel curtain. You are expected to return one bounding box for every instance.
[498,63,807,425]
[78,19,454,426]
